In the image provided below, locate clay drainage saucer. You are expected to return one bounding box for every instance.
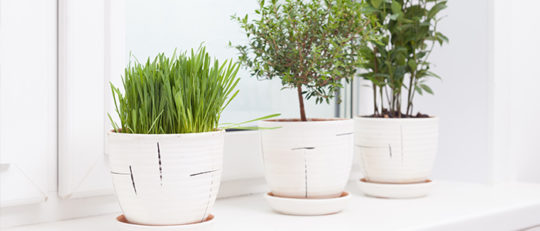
[116,214,215,231]
[264,191,351,216]
[357,178,434,199]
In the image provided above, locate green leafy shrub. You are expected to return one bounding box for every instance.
[359,0,448,117]
[109,46,240,134]
[233,0,378,121]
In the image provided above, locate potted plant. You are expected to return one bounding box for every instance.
[233,0,378,211]
[355,0,448,197]
[107,47,241,226]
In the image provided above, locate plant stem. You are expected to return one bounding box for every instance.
[397,92,401,118]
[409,78,417,115]
[372,47,380,115]
[297,84,307,121]
[406,71,414,116]
[373,84,378,115]
[379,87,384,115]
[392,92,396,116]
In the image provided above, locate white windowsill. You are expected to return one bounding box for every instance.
[5,181,540,231]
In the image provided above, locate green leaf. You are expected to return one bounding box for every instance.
[420,84,434,94]
[408,59,417,70]
[391,1,402,15]
[371,0,383,9]
[416,86,424,95]
[220,113,281,130]
[428,1,447,19]
[427,71,442,79]
[435,32,449,45]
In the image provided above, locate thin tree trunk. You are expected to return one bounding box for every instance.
[297,84,307,121]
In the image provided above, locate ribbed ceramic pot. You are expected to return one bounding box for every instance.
[107,130,224,225]
[354,117,438,183]
[259,119,353,199]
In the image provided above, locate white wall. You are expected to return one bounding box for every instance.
[419,0,494,183]
[494,0,540,184]
[509,4,540,184]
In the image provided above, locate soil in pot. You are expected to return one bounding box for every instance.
[365,109,430,118]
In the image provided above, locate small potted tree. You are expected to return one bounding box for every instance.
[107,47,241,227]
[233,0,378,214]
[355,0,448,198]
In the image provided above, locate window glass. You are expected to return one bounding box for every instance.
[126,0,335,124]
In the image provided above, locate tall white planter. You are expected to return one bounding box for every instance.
[259,119,353,199]
[354,117,438,183]
[107,130,224,225]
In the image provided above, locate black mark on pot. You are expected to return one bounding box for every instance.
[129,165,137,195]
[291,147,315,150]
[190,169,218,177]
[336,132,353,136]
[110,171,130,175]
[388,144,392,158]
[157,142,163,186]
[355,144,383,149]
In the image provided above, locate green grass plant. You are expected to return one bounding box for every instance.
[109,46,246,134]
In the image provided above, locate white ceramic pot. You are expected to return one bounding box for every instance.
[354,117,438,183]
[259,119,353,199]
[107,130,224,225]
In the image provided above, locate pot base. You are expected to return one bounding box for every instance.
[264,191,350,216]
[357,178,433,199]
[116,214,214,231]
